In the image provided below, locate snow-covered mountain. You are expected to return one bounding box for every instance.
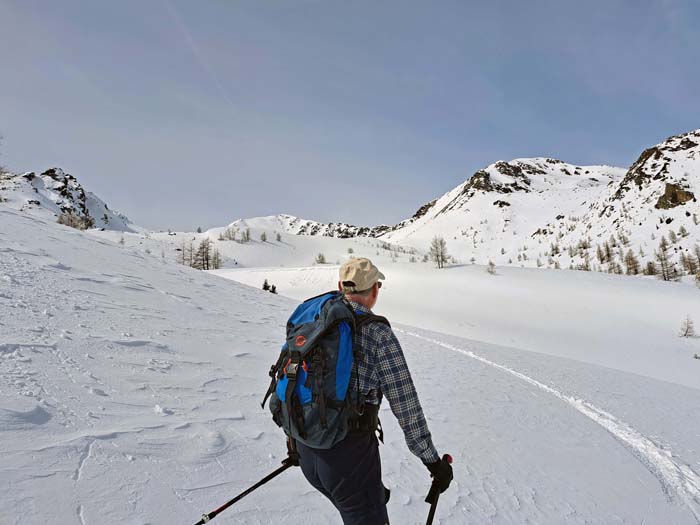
[222,129,699,275]
[216,161,626,253]
[534,129,700,273]
[0,168,136,232]
[4,130,697,277]
[222,214,390,238]
[379,158,627,265]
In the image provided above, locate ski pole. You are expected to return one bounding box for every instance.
[194,457,295,524]
[425,454,453,525]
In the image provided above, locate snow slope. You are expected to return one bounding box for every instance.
[2,208,700,523]
[379,158,626,265]
[214,263,700,390]
[135,216,418,270]
[0,168,137,232]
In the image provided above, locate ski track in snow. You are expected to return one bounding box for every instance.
[399,329,700,523]
[73,439,95,481]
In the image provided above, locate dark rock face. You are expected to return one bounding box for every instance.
[411,199,437,220]
[466,171,496,192]
[669,137,698,152]
[40,168,92,220]
[655,183,695,209]
[293,196,437,239]
[612,130,700,206]
[493,200,511,208]
[613,147,664,199]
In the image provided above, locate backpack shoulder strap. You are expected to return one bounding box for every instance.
[354,313,391,329]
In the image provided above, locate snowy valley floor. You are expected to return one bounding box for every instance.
[2,207,700,524]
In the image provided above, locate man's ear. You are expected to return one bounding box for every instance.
[338,281,343,292]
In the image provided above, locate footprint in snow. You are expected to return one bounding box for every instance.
[0,405,52,429]
[86,387,108,397]
[146,358,173,372]
[47,262,71,271]
[154,404,174,415]
[112,339,169,350]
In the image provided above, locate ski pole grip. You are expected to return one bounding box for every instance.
[425,454,453,504]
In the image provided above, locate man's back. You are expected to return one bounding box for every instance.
[350,299,440,464]
[288,258,452,525]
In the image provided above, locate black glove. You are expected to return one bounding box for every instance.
[425,456,453,493]
[286,437,299,466]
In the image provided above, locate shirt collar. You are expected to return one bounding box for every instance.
[347,299,372,315]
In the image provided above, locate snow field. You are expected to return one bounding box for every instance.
[214,261,700,390]
[2,206,700,523]
[401,328,700,522]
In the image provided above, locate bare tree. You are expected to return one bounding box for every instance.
[211,248,222,269]
[177,239,195,267]
[429,236,449,269]
[193,238,213,270]
[260,231,267,242]
[176,241,185,265]
[624,250,640,275]
[680,252,698,275]
[679,315,695,338]
[655,238,679,282]
[644,261,657,276]
[577,251,591,271]
[487,261,496,275]
[241,228,251,243]
[219,226,237,241]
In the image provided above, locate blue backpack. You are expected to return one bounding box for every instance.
[261,291,388,449]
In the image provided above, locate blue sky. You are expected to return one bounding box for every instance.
[1,0,698,230]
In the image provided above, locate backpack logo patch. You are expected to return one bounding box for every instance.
[295,335,307,347]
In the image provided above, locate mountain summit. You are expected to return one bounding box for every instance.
[222,129,699,273]
[0,168,135,232]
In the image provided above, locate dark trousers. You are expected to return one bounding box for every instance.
[297,432,389,525]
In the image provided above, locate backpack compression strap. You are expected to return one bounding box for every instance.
[261,351,287,409]
[284,349,307,439]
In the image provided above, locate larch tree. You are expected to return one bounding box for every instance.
[429,236,449,269]
[679,315,695,338]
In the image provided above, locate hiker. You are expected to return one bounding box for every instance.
[286,258,452,524]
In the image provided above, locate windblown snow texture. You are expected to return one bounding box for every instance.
[2,206,700,523]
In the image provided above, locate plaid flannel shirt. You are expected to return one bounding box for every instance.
[349,300,440,464]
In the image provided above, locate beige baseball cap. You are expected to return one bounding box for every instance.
[339,258,385,293]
